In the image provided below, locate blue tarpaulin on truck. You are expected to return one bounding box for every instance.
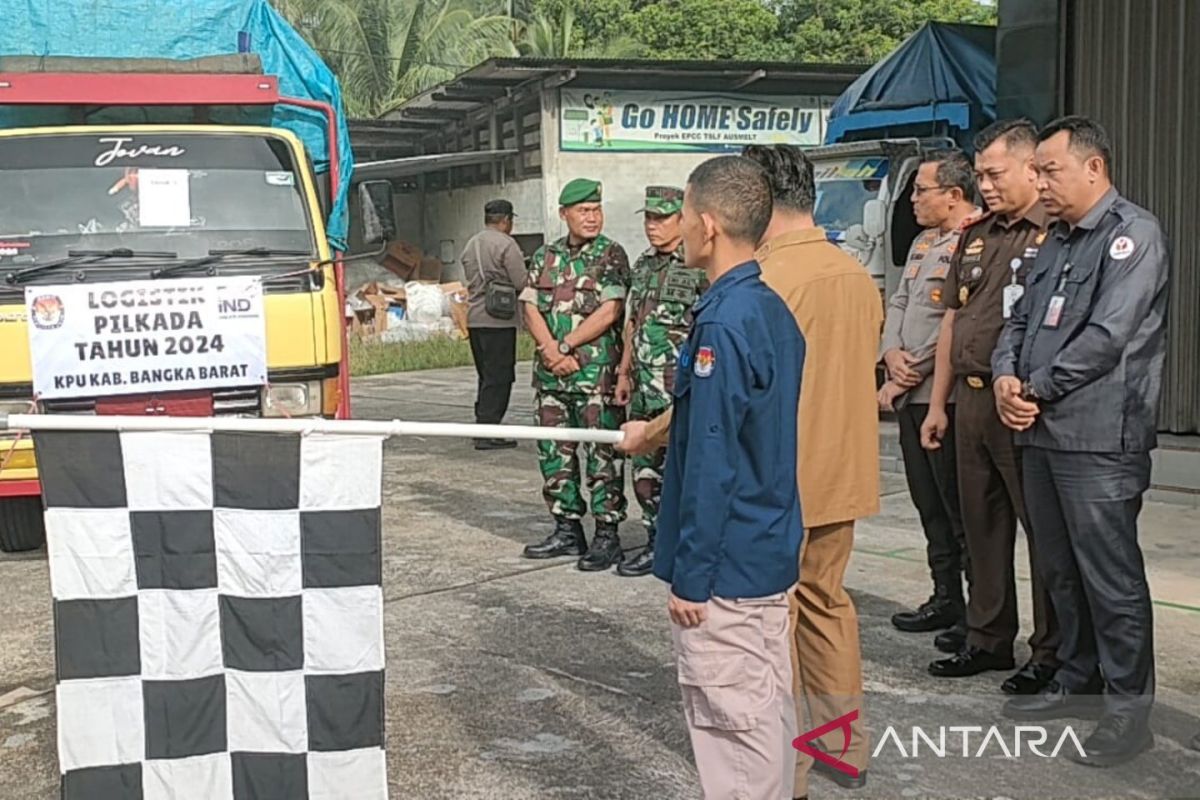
[0,0,353,251]
[825,22,996,147]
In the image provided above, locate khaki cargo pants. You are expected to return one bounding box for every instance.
[672,593,797,799]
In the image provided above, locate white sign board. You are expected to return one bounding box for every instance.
[26,277,267,400]
[560,89,836,152]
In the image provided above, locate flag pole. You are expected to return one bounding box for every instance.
[0,414,624,445]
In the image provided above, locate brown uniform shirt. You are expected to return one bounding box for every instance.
[643,228,883,528]
[944,204,1051,376]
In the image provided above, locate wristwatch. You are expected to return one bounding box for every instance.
[1020,380,1040,401]
[557,339,574,356]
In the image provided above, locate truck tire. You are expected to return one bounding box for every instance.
[0,497,46,553]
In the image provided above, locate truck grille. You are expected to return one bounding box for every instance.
[41,386,262,417]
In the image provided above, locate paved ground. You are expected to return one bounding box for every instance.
[1,364,1199,799]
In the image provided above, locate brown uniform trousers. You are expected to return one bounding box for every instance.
[956,379,1059,662]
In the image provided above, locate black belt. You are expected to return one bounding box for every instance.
[964,373,991,389]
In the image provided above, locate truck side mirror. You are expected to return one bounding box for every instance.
[359,181,396,246]
[862,199,886,238]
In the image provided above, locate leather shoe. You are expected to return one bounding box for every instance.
[578,524,623,571]
[892,596,961,633]
[474,438,517,450]
[1001,661,1057,695]
[1003,679,1104,721]
[1069,714,1154,767]
[928,646,1014,678]
[809,758,868,790]
[934,622,967,654]
[522,518,585,559]
[616,533,654,577]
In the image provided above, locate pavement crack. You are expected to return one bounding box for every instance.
[477,648,657,703]
[383,561,571,604]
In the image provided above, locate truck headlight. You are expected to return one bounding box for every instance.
[262,382,322,417]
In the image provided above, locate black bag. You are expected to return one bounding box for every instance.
[475,238,517,320]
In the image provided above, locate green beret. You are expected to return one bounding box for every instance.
[559,178,602,207]
[638,185,683,216]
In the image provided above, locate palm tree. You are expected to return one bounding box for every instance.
[276,0,518,118]
[516,6,645,58]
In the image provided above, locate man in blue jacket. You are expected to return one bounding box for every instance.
[654,155,805,799]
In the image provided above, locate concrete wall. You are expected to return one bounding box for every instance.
[418,177,545,282]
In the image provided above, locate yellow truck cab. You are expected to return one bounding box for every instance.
[0,65,359,551]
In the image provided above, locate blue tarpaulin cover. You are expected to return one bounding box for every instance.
[0,1,353,250]
[825,22,996,146]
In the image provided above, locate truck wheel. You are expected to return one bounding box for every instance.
[0,497,46,553]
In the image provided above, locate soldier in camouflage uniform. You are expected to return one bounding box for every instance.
[519,178,631,571]
[613,185,707,577]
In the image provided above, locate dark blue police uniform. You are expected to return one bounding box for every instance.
[654,260,805,602]
[993,187,1170,722]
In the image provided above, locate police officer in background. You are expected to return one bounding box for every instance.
[994,116,1169,768]
[922,119,1059,695]
[613,185,705,577]
[880,150,977,637]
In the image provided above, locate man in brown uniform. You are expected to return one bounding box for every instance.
[921,119,1059,694]
[620,144,882,797]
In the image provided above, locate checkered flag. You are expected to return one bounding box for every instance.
[34,429,388,800]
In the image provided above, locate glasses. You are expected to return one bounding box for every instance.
[912,184,950,196]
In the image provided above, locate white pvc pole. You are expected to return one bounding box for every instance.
[0,413,624,445]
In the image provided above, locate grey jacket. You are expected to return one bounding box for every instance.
[992,188,1170,453]
[880,225,962,405]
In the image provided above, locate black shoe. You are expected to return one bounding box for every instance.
[522,517,585,559]
[1001,661,1058,695]
[809,758,868,790]
[1068,714,1154,767]
[928,646,1015,678]
[892,596,962,633]
[474,438,518,450]
[934,622,967,654]
[578,523,623,571]
[616,533,655,577]
[1003,679,1105,721]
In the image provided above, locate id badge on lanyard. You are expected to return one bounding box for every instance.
[1002,258,1024,319]
[1041,261,1072,329]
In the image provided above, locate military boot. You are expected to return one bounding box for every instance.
[891,570,964,632]
[522,517,585,559]
[578,521,623,572]
[616,527,655,577]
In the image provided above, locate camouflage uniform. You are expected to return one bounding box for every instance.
[523,233,631,523]
[626,241,707,531]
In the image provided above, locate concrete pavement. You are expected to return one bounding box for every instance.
[0,364,1198,799]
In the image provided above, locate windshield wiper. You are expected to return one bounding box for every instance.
[150,247,314,280]
[5,248,179,285]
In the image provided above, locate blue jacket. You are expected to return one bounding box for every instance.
[653,260,805,602]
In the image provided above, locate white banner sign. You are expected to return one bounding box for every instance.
[26,276,267,400]
[560,89,836,152]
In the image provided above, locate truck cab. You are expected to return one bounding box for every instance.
[809,137,958,303]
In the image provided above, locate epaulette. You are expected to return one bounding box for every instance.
[959,209,992,232]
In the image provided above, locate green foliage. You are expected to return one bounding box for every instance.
[774,0,997,63]
[274,0,997,117]
[622,0,784,61]
[274,0,518,117]
[349,333,535,375]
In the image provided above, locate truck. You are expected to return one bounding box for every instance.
[807,22,997,302]
[0,2,375,551]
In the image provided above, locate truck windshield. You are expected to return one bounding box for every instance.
[0,132,316,268]
[812,156,890,235]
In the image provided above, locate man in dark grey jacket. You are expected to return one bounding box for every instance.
[461,199,528,450]
[991,116,1169,768]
